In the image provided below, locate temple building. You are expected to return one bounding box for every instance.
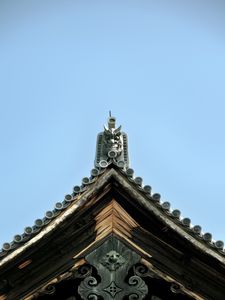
[0,117,225,299]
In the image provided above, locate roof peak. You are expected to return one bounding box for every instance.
[94,116,129,170]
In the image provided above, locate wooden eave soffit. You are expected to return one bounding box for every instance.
[23,199,202,300]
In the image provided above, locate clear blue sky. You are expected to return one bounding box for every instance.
[0,1,225,246]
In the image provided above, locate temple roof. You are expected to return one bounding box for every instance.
[0,116,224,262]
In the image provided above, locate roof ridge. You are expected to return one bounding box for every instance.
[0,163,224,261]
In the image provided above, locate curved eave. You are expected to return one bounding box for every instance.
[0,165,225,267]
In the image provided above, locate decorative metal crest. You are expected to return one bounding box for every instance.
[78,237,148,299]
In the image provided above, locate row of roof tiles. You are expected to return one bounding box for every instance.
[0,163,224,258]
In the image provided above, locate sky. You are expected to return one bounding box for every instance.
[0,1,225,247]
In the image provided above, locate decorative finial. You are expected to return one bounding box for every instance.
[94,116,129,170]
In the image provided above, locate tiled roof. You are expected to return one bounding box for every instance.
[0,161,224,259]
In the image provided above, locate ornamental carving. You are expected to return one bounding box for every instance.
[100,250,125,271]
[78,237,148,299]
[95,116,129,169]
[30,237,195,300]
